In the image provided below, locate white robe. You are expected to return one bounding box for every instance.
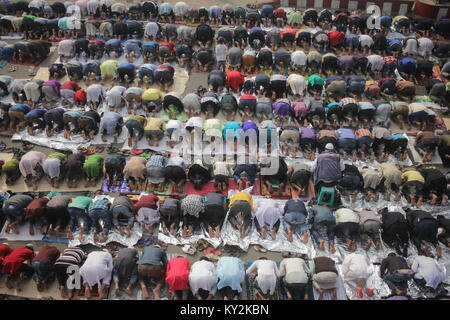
[79,251,113,288]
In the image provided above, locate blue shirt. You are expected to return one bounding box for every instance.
[223,121,241,139]
[391,133,404,140]
[143,41,159,49]
[336,128,355,139]
[216,257,245,292]
[10,104,30,113]
[118,63,135,71]
[311,206,335,224]
[24,108,47,119]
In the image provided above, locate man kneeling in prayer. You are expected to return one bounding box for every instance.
[228,192,253,238]
[246,257,280,300]
[189,257,218,300]
[79,250,113,299]
[342,252,374,299]
[113,247,138,297]
[254,198,282,241]
[312,256,338,300]
[137,245,168,300]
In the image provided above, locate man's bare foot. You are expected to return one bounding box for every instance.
[153,288,161,300]
[441,195,448,206]
[373,192,379,202]
[331,289,337,300]
[351,192,357,203]
[394,192,402,201]
[375,241,381,251]
[303,232,308,243]
[84,286,91,298]
[319,240,325,251]
[141,287,150,300]
[261,228,267,239]
[365,239,372,251]
[366,191,372,201]
[329,242,336,254]
[271,229,277,240]
[287,229,293,242]
[125,286,132,296]
[430,194,438,205]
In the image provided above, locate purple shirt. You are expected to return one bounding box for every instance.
[241,121,259,134]
[273,101,291,116]
[42,80,61,96]
[336,128,355,139]
[300,128,317,139]
[338,55,354,69]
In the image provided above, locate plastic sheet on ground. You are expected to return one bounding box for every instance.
[12,130,91,153]
[340,192,410,213]
[248,197,314,254]
[0,222,45,241]
[338,264,390,300]
[68,224,142,247]
[157,223,222,248]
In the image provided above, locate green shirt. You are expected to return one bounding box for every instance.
[68,196,93,209]
[308,74,324,87]
[47,152,67,162]
[2,159,19,173]
[83,154,104,178]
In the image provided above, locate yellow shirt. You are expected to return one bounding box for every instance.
[142,88,163,101]
[100,60,119,77]
[229,192,253,208]
[401,170,425,183]
[125,115,146,126]
[145,118,166,131]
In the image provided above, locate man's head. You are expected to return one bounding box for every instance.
[199,256,210,262]
[25,243,34,250]
[325,143,334,151]
[388,252,397,257]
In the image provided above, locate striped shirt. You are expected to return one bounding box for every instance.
[340,97,357,106]
[355,128,372,139]
[88,198,111,213]
[55,248,86,266]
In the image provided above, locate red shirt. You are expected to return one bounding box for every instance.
[328,30,345,47]
[239,93,257,101]
[281,27,295,36]
[0,244,12,264]
[274,8,286,18]
[24,198,49,221]
[90,39,105,47]
[166,257,190,292]
[160,42,176,52]
[226,70,245,91]
[60,81,81,92]
[2,248,35,275]
[33,245,61,265]
[134,194,159,211]
[74,89,86,102]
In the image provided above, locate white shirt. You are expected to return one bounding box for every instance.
[359,35,374,47]
[188,260,218,295]
[411,256,445,289]
[279,258,310,284]
[246,260,280,295]
[86,84,105,102]
[79,251,113,288]
[418,38,434,57]
[215,44,228,62]
[291,50,307,66]
[137,207,160,225]
[145,22,159,38]
[342,253,372,280]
